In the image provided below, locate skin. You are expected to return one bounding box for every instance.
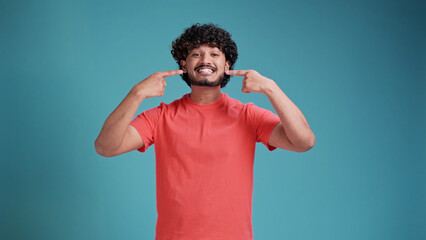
[180,45,230,104]
[94,44,315,157]
[181,45,315,151]
[226,69,315,152]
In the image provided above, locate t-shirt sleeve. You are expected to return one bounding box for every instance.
[129,104,163,153]
[246,103,281,151]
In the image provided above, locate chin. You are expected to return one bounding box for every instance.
[185,73,226,88]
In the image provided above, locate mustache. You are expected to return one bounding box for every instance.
[194,65,217,71]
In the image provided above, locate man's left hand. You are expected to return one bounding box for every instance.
[226,70,275,94]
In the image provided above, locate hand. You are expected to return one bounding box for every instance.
[132,70,183,99]
[226,69,275,94]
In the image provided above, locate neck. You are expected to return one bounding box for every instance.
[189,85,222,104]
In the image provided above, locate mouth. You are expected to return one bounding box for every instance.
[195,65,216,75]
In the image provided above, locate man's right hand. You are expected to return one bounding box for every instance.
[132,70,183,99]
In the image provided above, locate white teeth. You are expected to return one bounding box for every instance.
[198,68,213,73]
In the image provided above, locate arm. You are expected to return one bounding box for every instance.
[264,82,315,152]
[94,90,144,157]
[226,70,315,152]
[94,70,183,157]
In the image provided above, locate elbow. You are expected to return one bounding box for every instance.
[94,139,115,157]
[303,134,316,152]
[295,134,315,153]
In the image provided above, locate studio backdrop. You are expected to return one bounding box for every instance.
[1,0,425,239]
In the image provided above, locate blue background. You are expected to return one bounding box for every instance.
[1,0,425,239]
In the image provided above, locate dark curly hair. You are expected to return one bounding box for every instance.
[171,23,238,88]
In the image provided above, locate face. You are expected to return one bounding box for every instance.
[180,45,231,87]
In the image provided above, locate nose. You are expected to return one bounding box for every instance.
[199,54,213,65]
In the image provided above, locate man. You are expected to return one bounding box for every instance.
[95,23,315,240]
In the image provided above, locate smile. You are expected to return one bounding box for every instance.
[197,68,214,73]
[195,65,216,75]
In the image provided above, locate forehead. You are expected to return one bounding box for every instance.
[189,44,222,52]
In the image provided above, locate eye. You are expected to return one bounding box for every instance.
[211,53,219,57]
[192,53,200,57]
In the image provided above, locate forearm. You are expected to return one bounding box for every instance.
[264,81,315,147]
[94,87,143,154]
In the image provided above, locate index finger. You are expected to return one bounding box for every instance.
[160,69,184,78]
[226,70,248,76]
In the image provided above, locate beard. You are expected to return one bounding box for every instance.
[185,72,227,87]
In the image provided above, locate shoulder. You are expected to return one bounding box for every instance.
[152,94,187,111]
[143,94,189,119]
[225,94,262,112]
[162,94,188,111]
[223,94,252,110]
[134,95,184,120]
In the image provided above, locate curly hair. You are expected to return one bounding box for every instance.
[171,23,238,88]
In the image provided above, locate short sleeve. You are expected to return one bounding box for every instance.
[246,103,281,151]
[129,104,163,153]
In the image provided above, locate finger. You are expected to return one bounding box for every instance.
[226,70,248,76]
[161,70,184,78]
[242,88,251,93]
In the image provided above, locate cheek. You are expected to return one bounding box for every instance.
[187,62,197,71]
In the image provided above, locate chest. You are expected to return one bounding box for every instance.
[156,107,255,150]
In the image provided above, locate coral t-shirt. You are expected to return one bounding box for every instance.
[130,92,281,240]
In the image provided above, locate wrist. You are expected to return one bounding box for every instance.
[262,78,278,96]
[130,85,147,101]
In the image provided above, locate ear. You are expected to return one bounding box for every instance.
[225,60,231,71]
[180,60,187,73]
